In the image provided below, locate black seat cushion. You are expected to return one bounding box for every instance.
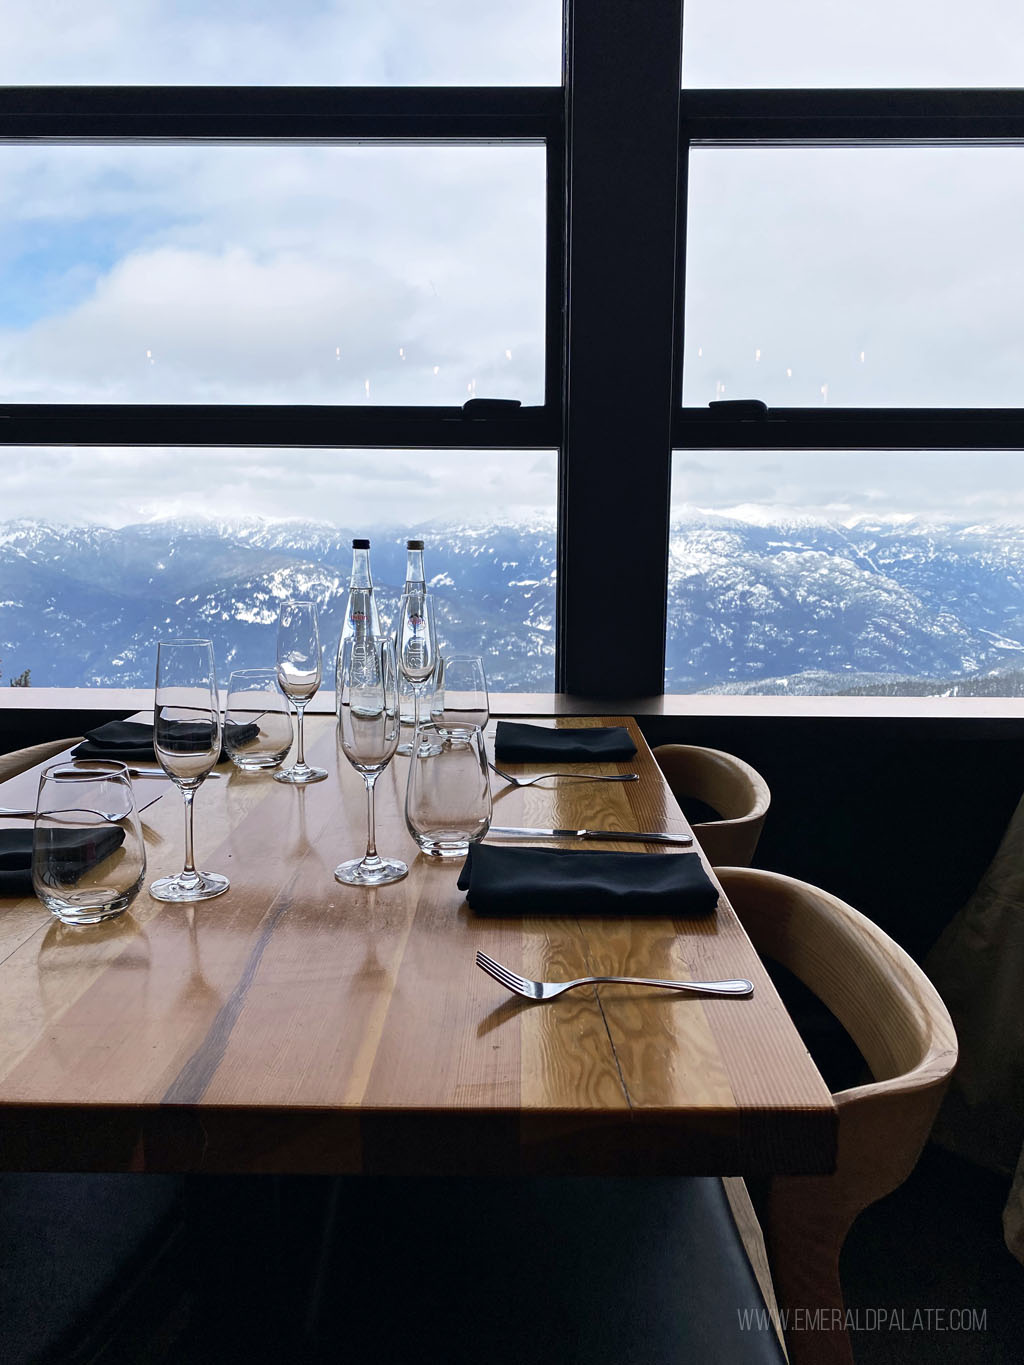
[309,1175,785,1365]
[0,1173,183,1365]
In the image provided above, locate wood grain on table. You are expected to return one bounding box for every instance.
[0,716,835,1177]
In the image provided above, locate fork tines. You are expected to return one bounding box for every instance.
[476,950,526,995]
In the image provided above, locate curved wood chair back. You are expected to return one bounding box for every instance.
[653,744,770,866]
[0,737,83,784]
[717,867,958,1365]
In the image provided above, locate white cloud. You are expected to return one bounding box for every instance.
[0,1,563,86]
[683,0,1024,87]
[0,144,546,404]
[671,449,1024,525]
[1,446,557,529]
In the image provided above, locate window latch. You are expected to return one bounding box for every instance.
[708,399,768,419]
[462,398,522,417]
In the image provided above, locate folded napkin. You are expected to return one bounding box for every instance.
[0,827,126,899]
[73,719,258,764]
[457,843,719,918]
[493,722,637,764]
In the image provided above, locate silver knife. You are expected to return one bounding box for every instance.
[487,826,693,846]
[127,768,224,779]
[0,790,166,818]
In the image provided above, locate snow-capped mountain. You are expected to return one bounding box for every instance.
[0,518,557,690]
[664,511,1024,692]
[3,512,1024,694]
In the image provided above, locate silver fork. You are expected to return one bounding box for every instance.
[475,951,753,1000]
[488,761,639,788]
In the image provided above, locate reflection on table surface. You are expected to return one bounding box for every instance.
[0,715,836,1178]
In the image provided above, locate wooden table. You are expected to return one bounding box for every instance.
[0,716,835,1177]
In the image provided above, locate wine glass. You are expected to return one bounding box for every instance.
[395,590,437,757]
[335,634,407,886]
[150,639,230,902]
[429,654,490,737]
[275,600,328,785]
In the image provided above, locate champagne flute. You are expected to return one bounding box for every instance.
[335,634,407,886]
[275,599,328,785]
[395,590,437,757]
[150,639,230,902]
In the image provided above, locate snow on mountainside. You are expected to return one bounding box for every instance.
[3,512,1024,693]
[664,512,1024,692]
[0,518,557,689]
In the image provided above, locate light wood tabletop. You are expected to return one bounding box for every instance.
[0,716,836,1177]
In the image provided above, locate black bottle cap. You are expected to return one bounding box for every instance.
[352,538,370,549]
[407,539,424,550]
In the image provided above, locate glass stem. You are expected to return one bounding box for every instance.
[182,786,197,875]
[364,773,380,861]
[295,701,307,765]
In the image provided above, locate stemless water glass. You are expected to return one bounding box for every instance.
[429,654,490,736]
[32,759,146,925]
[405,723,491,858]
[395,590,437,757]
[335,634,407,886]
[151,639,230,902]
[224,668,293,771]
[275,599,328,785]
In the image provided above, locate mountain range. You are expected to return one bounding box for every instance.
[2,512,1024,695]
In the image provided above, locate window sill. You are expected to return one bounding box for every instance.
[2,687,1024,722]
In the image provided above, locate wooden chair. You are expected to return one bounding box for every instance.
[0,737,83,784]
[717,867,958,1365]
[653,743,770,865]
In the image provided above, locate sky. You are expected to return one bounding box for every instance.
[2,2,1024,529]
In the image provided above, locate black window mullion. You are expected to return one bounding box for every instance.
[682,87,1024,144]
[675,408,1024,450]
[559,0,684,698]
[0,405,559,449]
[0,85,563,141]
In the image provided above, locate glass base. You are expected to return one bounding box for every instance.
[273,763,328,784]
[414,839,472,858]
[150,869,230,902]
[44,892,133,926]
[333,856,408,886]
[396,739,442,757]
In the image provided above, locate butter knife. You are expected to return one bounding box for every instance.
[487,825,693,846]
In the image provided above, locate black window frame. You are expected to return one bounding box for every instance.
[663,86,1024,696]
[7,4,1019,700]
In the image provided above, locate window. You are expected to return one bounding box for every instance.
[0,1,563,86]
[0,143,546,406]
[672,8,1024,698]
[5,2,1023,701]
[668,449,1024,696]
[0,3,562,693]
[0,446,556,690]
[682,0,1024,89]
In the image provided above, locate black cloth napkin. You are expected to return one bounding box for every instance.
[0,827,126,899]
[72,719,258,764]
[457,843,719,918]
[493,722,637,764]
